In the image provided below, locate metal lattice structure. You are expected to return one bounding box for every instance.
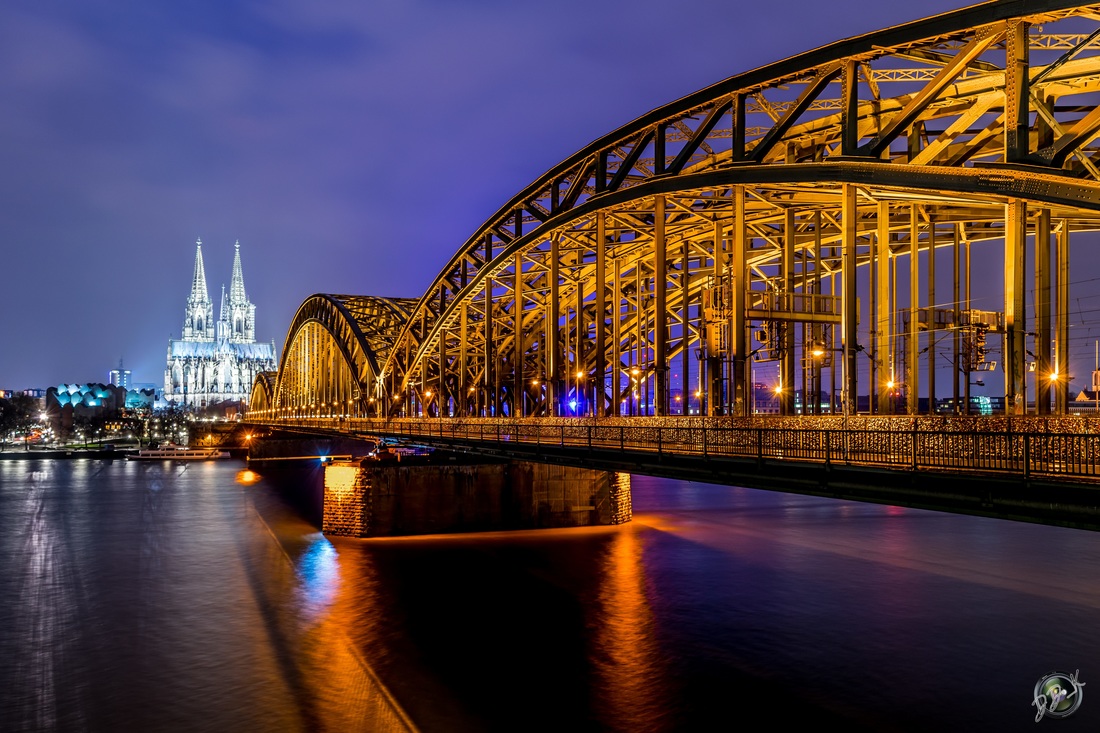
[258,1,1100,422]
[257,295,417,417]
[248,371,278,412]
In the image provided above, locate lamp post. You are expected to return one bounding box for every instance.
[630,367,640,417]
[574,371,586,417]
[531,378,543,417]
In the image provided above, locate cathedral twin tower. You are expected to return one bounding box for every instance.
[164,240,277,407]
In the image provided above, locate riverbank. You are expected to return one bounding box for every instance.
[0,447,136,460]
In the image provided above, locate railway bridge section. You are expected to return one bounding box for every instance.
[247,1,1100,531]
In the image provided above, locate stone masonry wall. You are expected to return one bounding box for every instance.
[322,460,629,537]
[322,463,371,537]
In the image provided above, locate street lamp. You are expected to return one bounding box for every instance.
[575,370,586,416]
[630,367,641,417]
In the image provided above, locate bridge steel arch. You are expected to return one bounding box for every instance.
[264,294,417,419]
[248,371,278,413]
[369,0,1100,421]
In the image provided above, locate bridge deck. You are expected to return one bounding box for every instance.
[247,416,1100,531]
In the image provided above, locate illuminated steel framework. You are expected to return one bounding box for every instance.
[258,1,1100,421]
[248,371,278,413]
[264,295,417,418]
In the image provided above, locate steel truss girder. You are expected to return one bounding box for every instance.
[265,3,1100,419]
[401,161,1100,388]
[400,196,1097,422]
[248,371,278,412]
[381,2,1100,399]
[274,294,417,411]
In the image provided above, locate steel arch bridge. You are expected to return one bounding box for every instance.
[251,294,418,418]
[253,0,1100,424]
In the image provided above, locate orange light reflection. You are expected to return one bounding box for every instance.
[592,526,669,728]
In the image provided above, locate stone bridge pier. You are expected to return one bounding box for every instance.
[248,432,631,537]
[322,458,631,538]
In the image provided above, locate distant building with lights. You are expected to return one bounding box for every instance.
[1073,368,1100,408]
[163,240,277,407]
[108,360,131,389]
[44,383,155,437]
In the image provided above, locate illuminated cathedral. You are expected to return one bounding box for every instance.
[164,240,277,407]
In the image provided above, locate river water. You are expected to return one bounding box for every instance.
[1,457,1098,731]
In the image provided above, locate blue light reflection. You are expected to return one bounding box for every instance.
[295,533,339,620]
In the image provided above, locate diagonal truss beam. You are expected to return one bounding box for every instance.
[860,26,1004,158]
[750,64,842,163]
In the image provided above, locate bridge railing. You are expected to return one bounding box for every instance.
[258,417,1100,482]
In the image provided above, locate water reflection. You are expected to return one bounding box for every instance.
[0,460,415,733]
[294,533,338,621]
[8,459,1100,732]
[592,526,671,732]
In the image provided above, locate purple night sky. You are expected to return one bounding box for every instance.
[3,0,1087,393]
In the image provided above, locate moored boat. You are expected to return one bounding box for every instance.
[126,446,230,461]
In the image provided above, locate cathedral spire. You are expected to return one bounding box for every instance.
[229,240,247,304]
[190,238,210,304]
[217,284,228,340]
[166,237,275,406]
[182,238,215,341]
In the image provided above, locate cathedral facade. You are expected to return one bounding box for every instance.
[164,240,277,407]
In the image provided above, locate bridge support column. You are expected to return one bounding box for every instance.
[841,184,858,415]
[780,207,796,415]
[875,201,893,414]
[459,303,469,415]
[1005,19,1030,162]
[549,235,561,416]
[574,261,586,415]
[322,459,631,538]
[613,257,622,416]
[514,251,525,417]
[706,216,723,416]
[963,231,972,415]
[1055,220,1070,415]
[810,211,824,415]
[595,212,607,416]
[654,195,669,416]
[484,247,495,417]
[731,185,748,416]
[907,204,920,416]
[927,221,936,413]
[1005,199,1027,415]
[1036,210,1052,415]
[681,224,691,415]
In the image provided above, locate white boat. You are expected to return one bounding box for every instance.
[126,446,230,461]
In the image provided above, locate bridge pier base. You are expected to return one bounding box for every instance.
[323,459,631,538]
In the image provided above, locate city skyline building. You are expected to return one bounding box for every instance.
[164,240,277,407]
[108,359,131,389]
